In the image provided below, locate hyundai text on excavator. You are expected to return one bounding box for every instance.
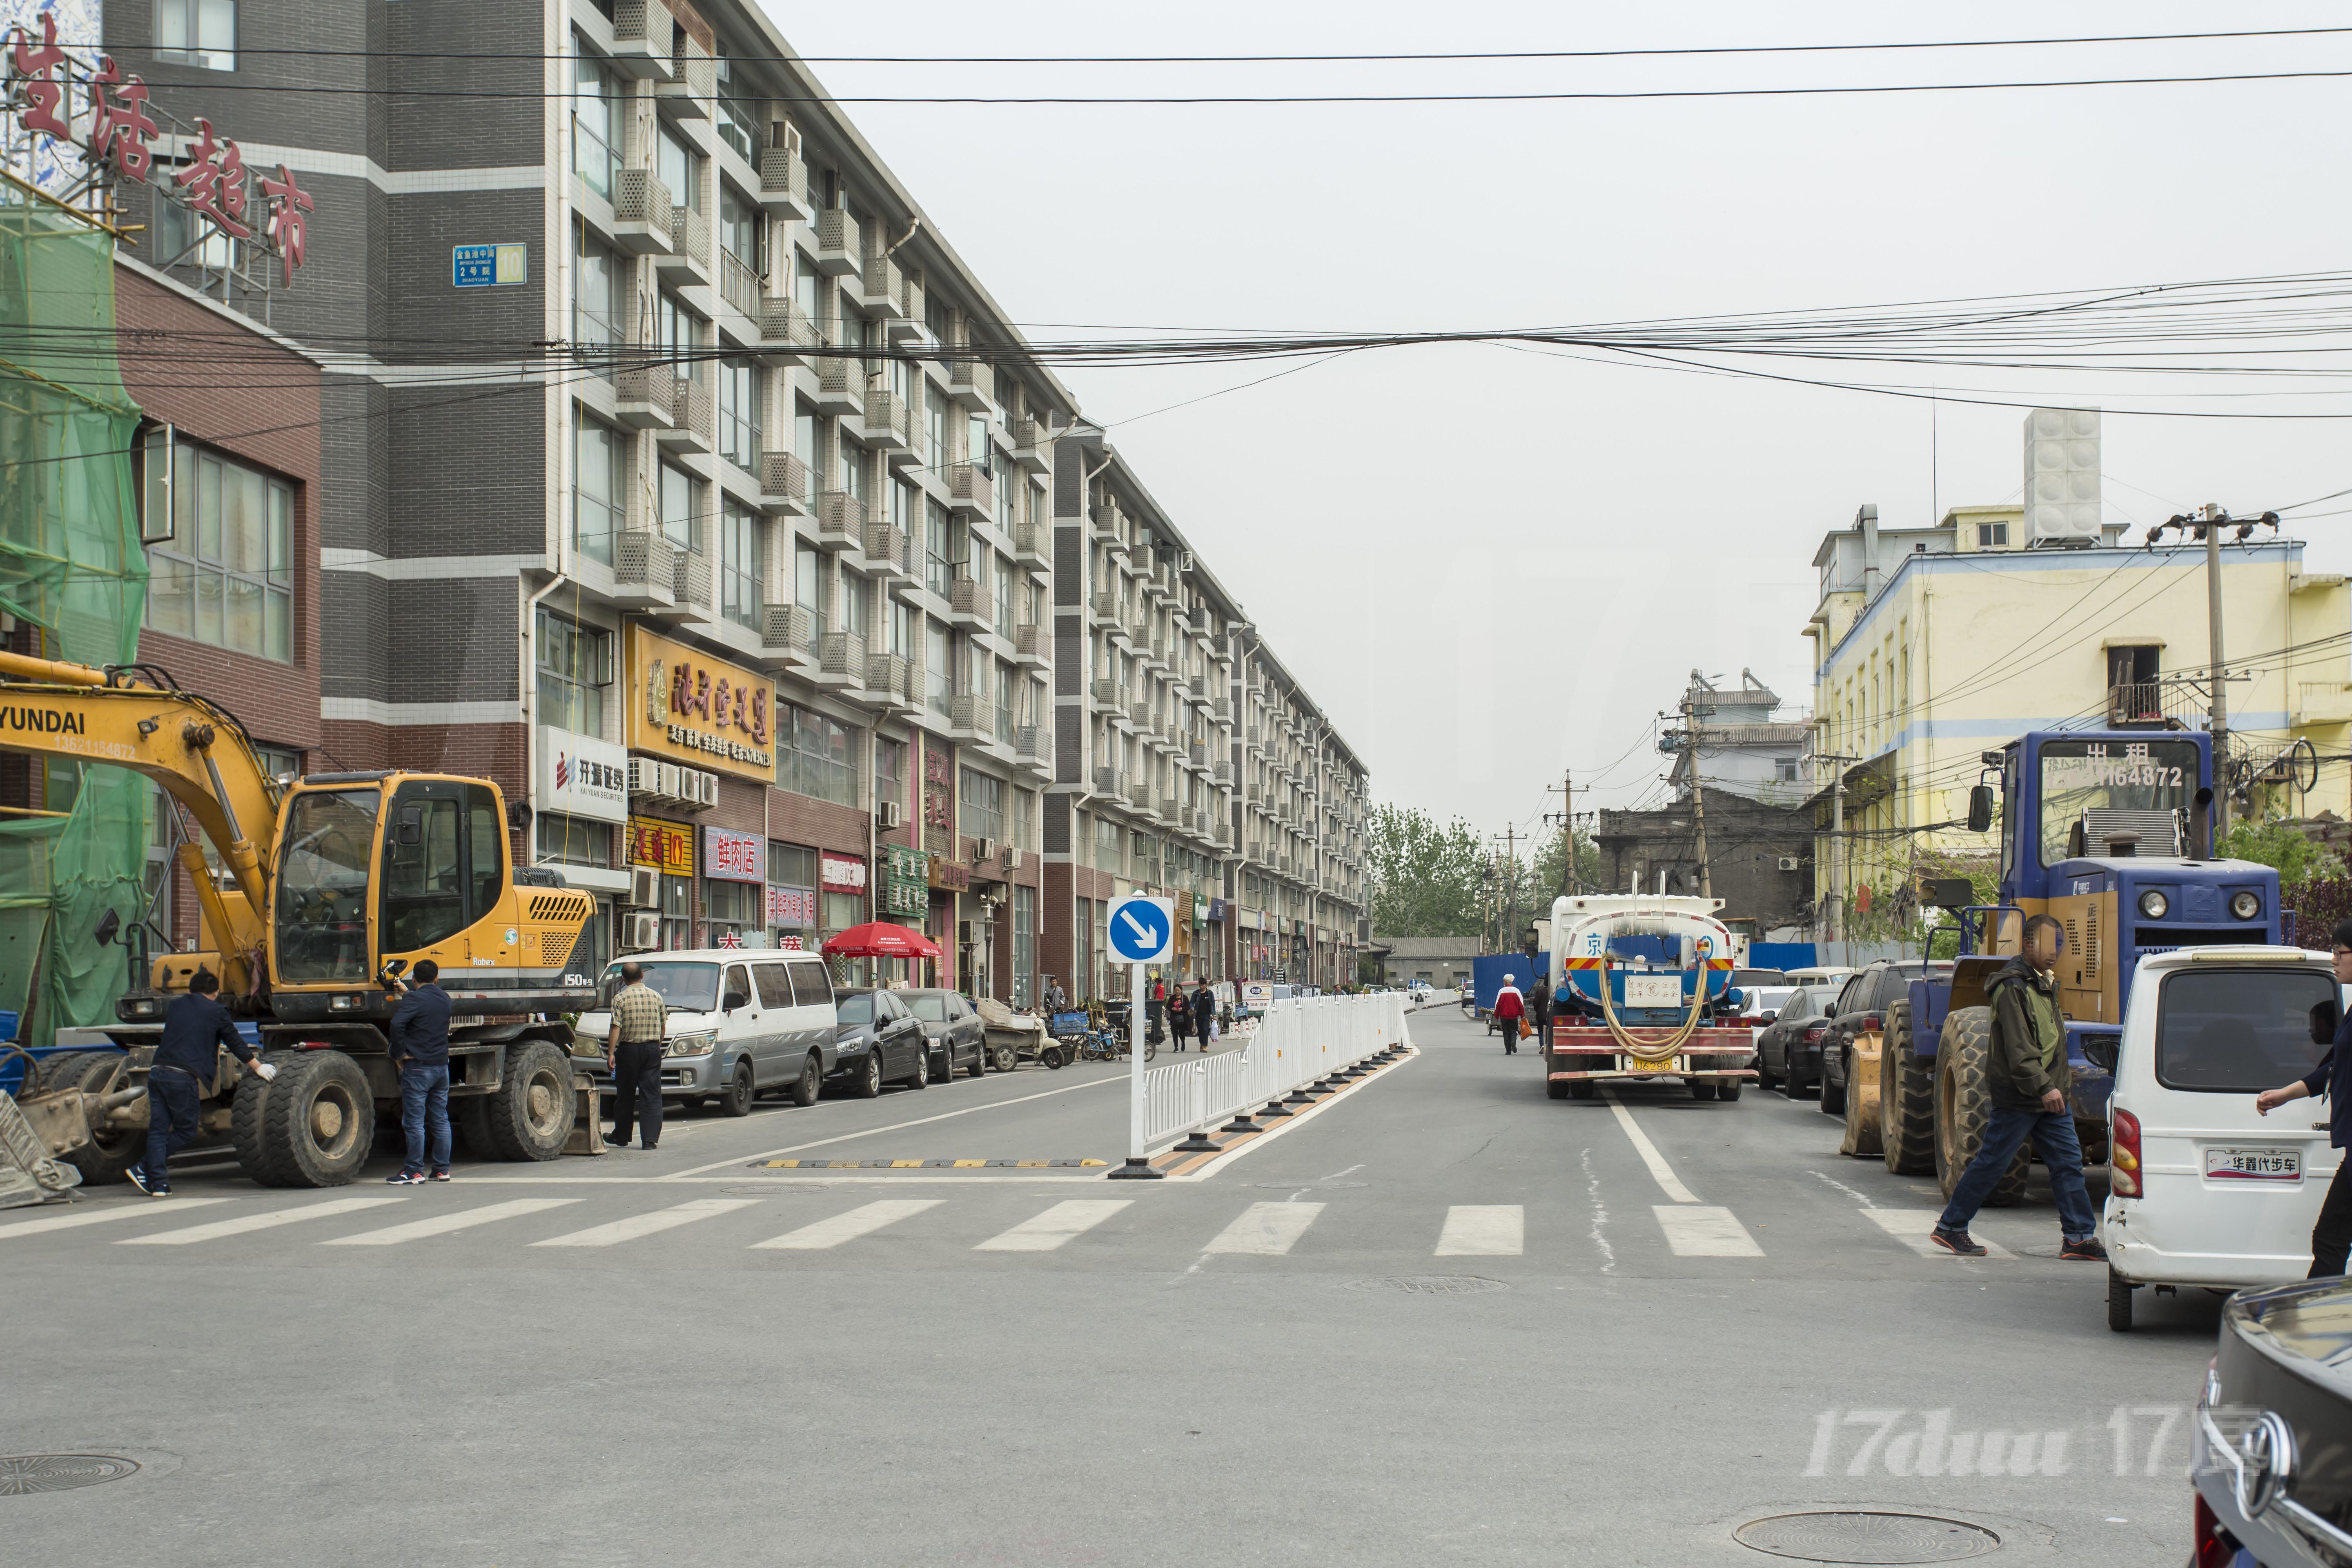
[0,648,596,1188]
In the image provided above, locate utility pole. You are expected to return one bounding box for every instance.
[1543,767,1586,897]
[1683,692,1712,900]
[2146,504,2278,846]
[1489,826,1520,951]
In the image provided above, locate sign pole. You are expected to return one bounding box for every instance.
[1106,892,1172,1181]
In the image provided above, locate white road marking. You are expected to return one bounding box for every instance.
[974,1199,1131,1252]
[1581,1149,1615,1274]
[1604,1091,1701,1203]
[750,1198,942,1250]
[324,1198,581,1247]
[0,1198,229,1240]
[119,1195,404,1246]
[1202,1201,1325,1255]
[531,1198,758,1248]
[1435,1204,1524,1256]
[1172,1049,1417,1182]
[1653,1205,1764,1257]
[660,1074,1126,1178]
[1863,1208,2017,1260]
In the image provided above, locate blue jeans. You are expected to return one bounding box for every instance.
[1939,1104,2099,1241]
[142,1067,203,1186]
[399,1063,451,1174]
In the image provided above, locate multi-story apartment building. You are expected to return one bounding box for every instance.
[86,0,1366,1000]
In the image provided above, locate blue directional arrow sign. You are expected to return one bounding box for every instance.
[1107,895,1174,965]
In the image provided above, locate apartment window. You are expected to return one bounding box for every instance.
[574,409,621,564]
[993,550,1014,633]
[927,620,951,717]
[890,479,911,530]
[655,292,704,384]
[718,184,760,270]
[841,573,868,643]
[1074,896,1094,1002]
[924,385,951,472]
[571,47,619,198]
[155,0,234,69]
[719,500,762,630]
[967,414,991,474]
[1014,788,1036,851]
[837,437,868,504]
[1013,884,1035,1007]
[657,125,702,213]
[1775,757,1800,784]
[538,814,609,868]
[995,663,1016,744]
[573,227,616,379]
[714,47,759,163]
[1977,522,2010,548]
[716,358,760,473]
[535,609,611,736]
[155,191,235,269]
[877,737,906,813]
[779,702,858,807]
[960,768,1004,844]
[659,462,697,554]
[926,501,954,596]
[1096,815,1120,871]
[145,439,292,662]
[888,598,913,658]
[796,541,828,639]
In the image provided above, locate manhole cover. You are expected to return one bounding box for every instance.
[1342,1275,1508,1295]
[1734,1511,1999,1564]
[0,1455,140,1496]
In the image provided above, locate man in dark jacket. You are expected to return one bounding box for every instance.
[127,968,271,1198]
[1528,976,1555,1052]
[1192,980,1217,1051]
[2255,917,2352,1274]
[1931,915,2104,1259]
[386,959,454,1185]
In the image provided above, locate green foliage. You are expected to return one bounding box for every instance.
[2218,816,2346,894]
[1367,804,1488,938]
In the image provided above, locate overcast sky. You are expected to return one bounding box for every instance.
[766,0,2352,842]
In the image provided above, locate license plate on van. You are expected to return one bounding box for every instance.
[2205,1147,2302,1181]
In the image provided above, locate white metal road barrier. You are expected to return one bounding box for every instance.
[1140,993,1411,1148]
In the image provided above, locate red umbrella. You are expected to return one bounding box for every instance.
[821,921,941,959]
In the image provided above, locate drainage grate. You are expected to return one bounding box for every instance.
[1733,1511,1999,1564]
[0,1455,140,1496]
[1342,1275,1508,1295]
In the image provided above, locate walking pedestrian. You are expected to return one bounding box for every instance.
[1192,980,1217,1051]
[605,961,669,1152]
[1147,973,1167,1045]
[1168,986,1192,1051]
[1529,974,1555,1052]
[1494,973,1527,1056]
[2255,919,2352,1275]
[1930,915,2105,1260]
[126,968,273,1198]
[1042,974,1069,1014]
[386,959,454,1185]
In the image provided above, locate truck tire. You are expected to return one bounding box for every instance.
[452,1096,494,1158]
[1546,1072,1570,1100]
[1880,1000,1937,1176]
[233,1049,374,1187]
[1933,1007,2028,1207]
[1716,1078,1742,1102]
[1689,1080,1715,1102]
[41,1050,143,1185]
[483,1040,573,1162]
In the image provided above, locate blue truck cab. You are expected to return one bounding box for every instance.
[1889,730,2280,1191]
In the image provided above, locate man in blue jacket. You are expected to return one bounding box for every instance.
[127,967,272,1198]
[2255,918,2352,1274]
[387,959,454,1185]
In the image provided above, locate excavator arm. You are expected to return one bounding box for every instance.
[0,649,281,980]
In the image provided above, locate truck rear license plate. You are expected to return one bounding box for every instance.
[1629,1057,1678,1076]
[2205,1147,2301,1181]
[1623,976,1681,1009]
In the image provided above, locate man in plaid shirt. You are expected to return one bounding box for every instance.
[605,963,668,1151]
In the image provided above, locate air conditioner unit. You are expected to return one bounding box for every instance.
[1777,856,1802,872]
[654,762,682,800]
[685,769,717,808]
[628,865,661,908]
[627,757,660,796]
[975,836,998,863]
[620,910,661,952]
[1002,846,1022,873]
[875,800,904,830]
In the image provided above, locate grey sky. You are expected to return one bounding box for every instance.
[765,0,2352,839]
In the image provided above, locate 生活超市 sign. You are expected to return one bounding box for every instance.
[627,626,776,782]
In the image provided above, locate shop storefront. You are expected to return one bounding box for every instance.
[820,851,869,979]
[626,817,696,949]
[927,855,970,992]
[534,725,630,974]
[704,826,765,947]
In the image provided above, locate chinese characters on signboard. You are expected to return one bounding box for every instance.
[626,626,775,780]
[766,885,815,928]
[626,817,694,875]
[820,853,868,892]
[703,826,763,884]
[922,743,953,852]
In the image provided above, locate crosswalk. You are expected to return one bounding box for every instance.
[0,1189,2058,1266]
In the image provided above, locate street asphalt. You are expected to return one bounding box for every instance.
[1,1004,2221,1566]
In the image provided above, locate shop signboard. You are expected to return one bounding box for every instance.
[626,817,694,874]
[625,625,776,781]
[881,844,929,918]
[1206,898,1227,923]
[539,726,628,824]
[928,856,971,893]
[704,826,763,884]
[820,852,868,892]
[766,885,816,927]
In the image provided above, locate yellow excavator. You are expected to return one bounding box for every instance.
[0,648,597,1187]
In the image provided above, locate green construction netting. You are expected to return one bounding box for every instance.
[0,193,148,1054]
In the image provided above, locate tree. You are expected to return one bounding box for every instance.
[2219,815,2347,894]
[1367,804,1488,937]
[1530,826,1604,900]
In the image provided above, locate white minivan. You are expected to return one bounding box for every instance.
[2102,947,2341,1331]
[571,948,841,1116]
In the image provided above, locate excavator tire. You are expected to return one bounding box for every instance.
[234,1049,374,1187]
[40,1050,143,1185]
[451,1096,496,1158]
[1880,1000,1938,1176]
[1933,1007,2028,1207]
[483,1039,573,1163]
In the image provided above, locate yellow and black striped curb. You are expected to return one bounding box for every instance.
[751,1158,1111,1169]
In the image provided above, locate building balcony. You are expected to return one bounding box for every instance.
[857,240,905,319]
[1086,509,1122,552]
[949,695,994,742]
[1145,562,1174,604]
[666,549,714,623]
[1017,726,1051,775]
[1127,699,1153,734]
[1011,517,1050,569]
[884,273,927,346]
[2107,679,2207,731]
[1012,622,1048,668]
[655,35,713,117]
[761,603,817,668]
[1216,760,1233,784]
[862,388,914,456]
[2296,682,2352,728]
[813,358,864,418]
[717,248,762,321]
[949,462,993,520]
[812,492,865,552]
[758,148,813,221]
[1188,741,1207,769]
[948,359,993,412]
[609,171,676,255]
[948,574,992,632]
[1008,416,1052,474]
[1094,767,1124,799]
[865,652,920,714]
[1161,796,1181,825]
[650,376,713,454]
[608,0,675,78]
[758,451,810,516]
[611,531,679,610]
[1090,677,1123,712]
[656,203,711,283]
[758,299,821,367]
[816,631,866,694]
[1088,590,1119,628]
[612,365,677,431]
[810,209,860,276]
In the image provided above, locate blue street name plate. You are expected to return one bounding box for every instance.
[453,243,528,288]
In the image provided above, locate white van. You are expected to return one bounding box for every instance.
[2102,947,2341,1331]
[571,948,841,1115]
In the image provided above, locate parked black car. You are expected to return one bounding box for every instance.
[903,988,987,1080]
[1819,960,1953,1116]
[827,987,930,1097]
[2193,1276,2352,1567]
[1756,985,1833,1096]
